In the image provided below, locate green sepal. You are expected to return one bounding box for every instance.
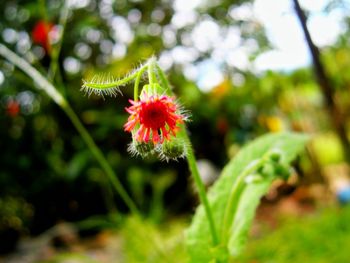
[140,83,165,98]
[128,139,155,158]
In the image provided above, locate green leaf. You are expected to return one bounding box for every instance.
[186,132,308,262]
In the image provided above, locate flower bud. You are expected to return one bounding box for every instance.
[245,174,264,184]
[128,140,155,158]
[258,162,275,178]
[269,149,282,163]
[275,164,292,180]
[159,137,186,161]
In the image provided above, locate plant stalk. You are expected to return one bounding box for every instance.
[82,64,148,93]
[182,128,219,246]
[48,0,70,82]
[147,57,157,85]
[133,65,147,101]
[154,62,219,245]
[61,103,139,215]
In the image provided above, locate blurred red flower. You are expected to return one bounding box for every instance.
[6,100,20,117]
[32,21,56,52]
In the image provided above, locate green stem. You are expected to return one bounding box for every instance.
[182,128,219,246]
[0,43,139,215]
[147,57,157,85]
[154,62,218,245]
[82,64,148,91]
[61,103,139,215]
[38,0,49,24]
[133,65,147,101]
[0,44,65,105]
[83,73,136,89]
[48,0,69,82]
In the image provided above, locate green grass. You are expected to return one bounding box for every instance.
[238,205,350,263]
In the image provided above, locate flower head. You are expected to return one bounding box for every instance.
[32,21,57,52]
[124,92,185,144]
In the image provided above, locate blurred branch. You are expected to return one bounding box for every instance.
[0,43,139,215]
[0,44,65,105]
[293,0,350,162]
[39,0,49,23]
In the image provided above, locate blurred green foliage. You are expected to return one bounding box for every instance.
[238,206,350,263]
[0,197,33,252]
[34,206,350,263]
[0,197,32,232]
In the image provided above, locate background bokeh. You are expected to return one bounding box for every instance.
[1,0,350,262]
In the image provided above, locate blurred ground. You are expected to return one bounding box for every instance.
[0,182,345,263]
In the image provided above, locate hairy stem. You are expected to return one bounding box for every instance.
[147,57,157,85]
[182,130,219,246]
[83,73,138,89]
[155,62,219,245]
[82,63,149,94]
[133,65,147,101]
[0,43,139,215]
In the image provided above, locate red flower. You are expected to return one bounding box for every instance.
[124,92,185,144]
[32,21,55,52]
[6,100,20,117]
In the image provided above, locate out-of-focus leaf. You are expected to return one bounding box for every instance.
[67,151,91,180]
[186,132,308,262]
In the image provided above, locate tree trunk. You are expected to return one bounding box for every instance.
[292,0,350,162]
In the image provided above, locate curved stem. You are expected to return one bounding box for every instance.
[82,64,149,94]
[83,72,138,89]
[0,44,65,105]
[133,65,147,101]
[0,43,139,215]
